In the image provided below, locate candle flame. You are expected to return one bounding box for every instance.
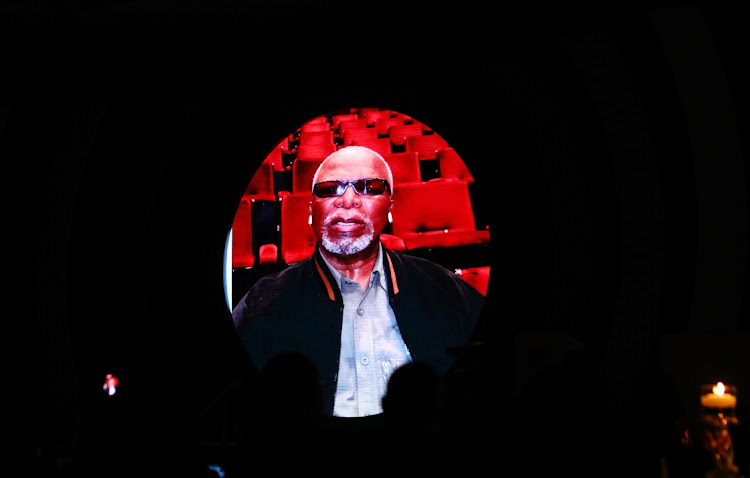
[713,382,725,396]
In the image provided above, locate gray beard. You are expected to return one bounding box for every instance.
[321,218,376,256]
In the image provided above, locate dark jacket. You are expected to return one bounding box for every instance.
[232,243,485,414]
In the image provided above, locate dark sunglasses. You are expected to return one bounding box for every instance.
[312,178,391,198]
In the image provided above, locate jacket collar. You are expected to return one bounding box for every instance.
[312,240,400,301]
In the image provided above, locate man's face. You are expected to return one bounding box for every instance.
[309,150,393,257]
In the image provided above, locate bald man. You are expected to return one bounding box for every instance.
[233,146,484,417]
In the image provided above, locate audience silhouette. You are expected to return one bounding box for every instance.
[382,360,445,441]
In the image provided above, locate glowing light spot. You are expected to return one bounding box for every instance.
[713,382,726,396]
[103,373,119,396]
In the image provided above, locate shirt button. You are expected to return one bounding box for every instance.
[357,308,364,316]
[361,357,369,365]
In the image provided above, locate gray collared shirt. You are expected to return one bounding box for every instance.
[321,244,413,417]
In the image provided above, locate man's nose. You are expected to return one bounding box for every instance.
[335,185,361,207]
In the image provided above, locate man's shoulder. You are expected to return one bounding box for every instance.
[384,248,483,297]
[234,257,316,316]
[253,257,315,288]
[385,248,454,275]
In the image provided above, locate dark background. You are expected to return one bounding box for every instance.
[4,1,749,476]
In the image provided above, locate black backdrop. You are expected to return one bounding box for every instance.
[5,1,749,476]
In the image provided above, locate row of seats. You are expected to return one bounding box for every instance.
[231,108,490,296]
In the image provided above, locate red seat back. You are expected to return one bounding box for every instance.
[232,197,255,268]
[294,143,336,161]
[332,113,359,130]
[338,118,368,136]
[279,192,317,266]
[346,137,392,157]
[384,151,421,185]
[435,147,474,182]
[375,117,404,136]
[363,109,393,127]
[343,127,379,147]
[244,160,276,201]
[292,157,325,193]
[299,130,335,147]
[455,266,491,296]
[263,143,286,172]
[388,123,423,146]
[300,116,331,132]
[404,133,449,160]
[390,181,490,250]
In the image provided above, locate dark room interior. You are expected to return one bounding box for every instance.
[5,1,749,477]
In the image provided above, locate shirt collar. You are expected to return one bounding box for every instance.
[320,243,387,291]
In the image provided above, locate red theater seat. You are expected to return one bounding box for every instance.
[278,136,292,158]
[404,133,449,161]
[337,118,368,139]
[300,116,331,132]
[232,197,255,268]
[244,160,276,201]
[384,151,421,185]
[291,157,325,193]
[299,130,335,147]
[432,147,474,183]
[390,181,490,251]
[332,113,359,130]
[455,266,491,296]
[263,143,287,172]
[363,109,393,127]
[388,123,423,147]
[294,143,336,161]
[356,107,381,117]
[379,233,407,252]
[278,191,317,267]
[342,126,379,146]
[375,117,403,137]
[393,112,414,124]
[347,137,392,157]
[411,119,433,134]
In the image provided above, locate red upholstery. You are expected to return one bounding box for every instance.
[244,160,276,201]
[388,123,423,146]
[332,113,359,130]
[390,181,490,250]
[343,126,379,146]
[363,109,393,127]
[375,117,403,137]
[393,112,414,124]
[279,191,317,266]
[294,143,336,161]
[433,147,474,183]
[411,119,433,134]
[346,137,392,157]
[292,157,325,193]
[338,118,368,136]
[356,107,381,118]
[231,196,255,268]
[278,136,292,164]
[384,151,421,185]
[263,143,286,172]
[455,266,490,296]
[299,130,335,147]
[300,116,331,132]
[258,243,278,266]
[379,233,407,252]
[404,133,449,161]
